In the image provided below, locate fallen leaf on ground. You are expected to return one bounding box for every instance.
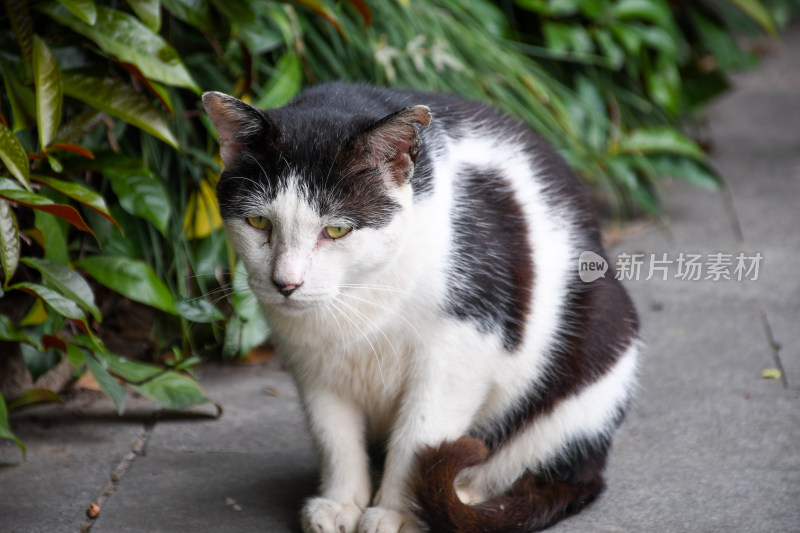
[760,368,782,380]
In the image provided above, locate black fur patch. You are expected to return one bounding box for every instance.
[444,165,534,352]
[475,270,639,452]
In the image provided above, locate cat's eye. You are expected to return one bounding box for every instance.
[325,225,351,239]
[246,216,272,231]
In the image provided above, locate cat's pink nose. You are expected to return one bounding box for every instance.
[273,279,302,298]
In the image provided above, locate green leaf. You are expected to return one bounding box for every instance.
[34,210,69,265]
[160,0,214,31]
[21,257,102,321]
[10,281,87,322]
[647,155,722,190]
[0,313,34,345]
[99,157,170,234]
[103,352,162,383]
[33,35,63,150]
[40,3,200,93]
[728,0,776,35]
[0,199,20,286]
[760,367,782,379]
[33,175,118,229]
[611,0,671,23]
[5,0,34,69]
[0,178,96,237]
[52,109,104,145]
[175,297,225,323]
[56,0,98,24]
[619,127,705,160]
[592,28,625,70]
[0,60,36,132]
[62,72,178,148]
[0,393,26,459]
[255,52,303,109]
[127,0,161,32]
[8,388,63,410]
[543,22,594,55]
[79,347,127,414]
[76,255,177,315]
[646,53,681,115]
[131,371,210,410]
[0,123,32,191]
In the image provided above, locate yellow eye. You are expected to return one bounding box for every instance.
[325,225,351,239]
[246,216,272,230]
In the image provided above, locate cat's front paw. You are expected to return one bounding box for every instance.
[358,507,422,533]
[301,497,363,533]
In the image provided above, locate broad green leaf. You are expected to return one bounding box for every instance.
[21,257,102,321]
[127,0,161,31]
[8,388,63,410]
[0,60,35,132]
[34,210,69,265]
[543,23,594,55]
[516,0,579,16]
[256,52,303,109]
[646,155,722,190]
[33,35,63,150]
[611,0,671,23]
[56,0,98,24]
[0,124,32,191]
[33,175,118,229]
[619,128,705,160]
[40,3,200,93]
[592,28,625,70]
[0,313,34,345]
[79,347,126,414]
[728,0,776,35]
[0,199,20,285]
[160,0,213,31]
[0,393,26,459]
[77,255,177,315]
[100,157,170,235]
[131,371,210,410]
[0,178,96,237]
[11,281,87,322]
[52,109,104,145]
[5,0,34,69]
[62,72,178,148]
[103,352,162,383]
[174,297,225,323]
[646,53,681,115]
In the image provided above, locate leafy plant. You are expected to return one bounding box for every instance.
[0,0,796,455]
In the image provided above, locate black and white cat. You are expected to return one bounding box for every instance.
[203,83,640,533]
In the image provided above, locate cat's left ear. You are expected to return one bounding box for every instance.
[357,105,432,186]
[202,92,271,167]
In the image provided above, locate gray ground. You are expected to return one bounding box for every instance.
[2,22,799,533]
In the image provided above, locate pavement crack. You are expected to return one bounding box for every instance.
[79,417,157,532]
[759,309,789,389]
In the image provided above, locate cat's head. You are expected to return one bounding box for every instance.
[202,91,431,314]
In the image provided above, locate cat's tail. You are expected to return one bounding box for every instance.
[411,437,604,533]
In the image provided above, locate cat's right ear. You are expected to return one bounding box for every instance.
[202,92,269,167]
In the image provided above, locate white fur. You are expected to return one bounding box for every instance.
[227,126,637,533]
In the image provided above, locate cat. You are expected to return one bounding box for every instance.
[202,82,640,533]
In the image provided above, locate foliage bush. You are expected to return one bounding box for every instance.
[0,0,795,453]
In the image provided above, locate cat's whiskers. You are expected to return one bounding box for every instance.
[334,296,402,373]
[328,299,386,386]
[337,291,423,344]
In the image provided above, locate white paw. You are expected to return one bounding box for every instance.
[301,497,363,533]
[358,507,422,533]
